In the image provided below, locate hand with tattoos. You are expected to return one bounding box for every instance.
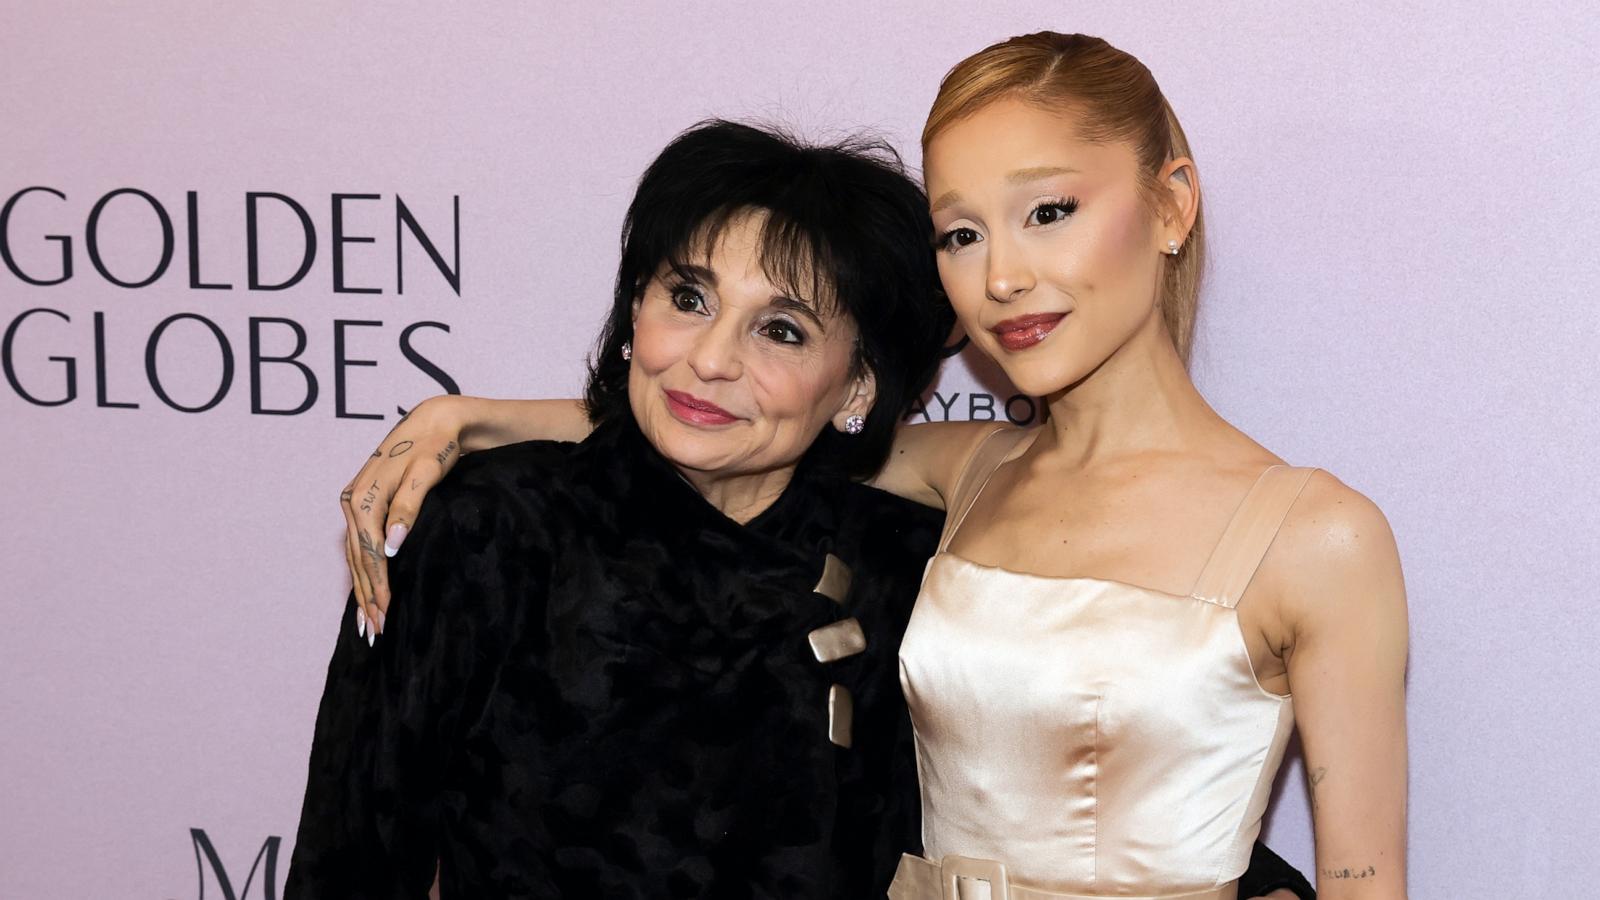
[339,396,466,640]
[338,395,591,640]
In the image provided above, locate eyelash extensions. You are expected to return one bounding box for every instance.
[935,196,1081,253]
[664,281,808,346]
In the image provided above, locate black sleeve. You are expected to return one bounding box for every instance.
[1238,840,1316,900]
[284,479,516,900]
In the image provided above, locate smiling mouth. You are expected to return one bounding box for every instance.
[990,313,1067,351]
[664,389,741,427]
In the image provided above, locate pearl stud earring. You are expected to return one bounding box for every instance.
[1167,239,1180,256]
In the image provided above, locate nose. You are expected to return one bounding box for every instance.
[984,233,1034,303]
[686,317,744,383]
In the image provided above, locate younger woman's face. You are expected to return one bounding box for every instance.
[627,210,873,487]
[924,97,1175,396]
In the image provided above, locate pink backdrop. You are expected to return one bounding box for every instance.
[3,3,1596,897]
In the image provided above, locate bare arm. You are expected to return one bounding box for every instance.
[867,419,1012,510]
[340,395,590,636]
[342,395,1003,635]
[1275,473,1410,898]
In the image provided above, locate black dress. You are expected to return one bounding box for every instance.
[286,416,1314,900]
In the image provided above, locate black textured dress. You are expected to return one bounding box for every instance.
[286,416,1314,900]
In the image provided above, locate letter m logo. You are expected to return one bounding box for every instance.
[190,828,281,900]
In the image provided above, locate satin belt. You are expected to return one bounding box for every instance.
[889,854,1239,900]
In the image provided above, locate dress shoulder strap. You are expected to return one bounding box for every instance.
[1189,465,1317,609]
[937,426,1033,553]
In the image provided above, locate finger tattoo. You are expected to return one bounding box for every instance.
[388,440,414,458]
[357,530,385,584]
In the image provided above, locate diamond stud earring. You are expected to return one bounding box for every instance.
[844,414,865,435]
[621,342,632,361]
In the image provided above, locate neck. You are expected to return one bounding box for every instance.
[676,463,797,525]
[1038,316,1219,466]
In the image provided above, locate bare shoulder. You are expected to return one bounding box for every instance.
[1268,469,1407,633]
[878,420,1017,508]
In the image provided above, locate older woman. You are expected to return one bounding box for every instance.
[286,121,952,898]
[305,117,1316,899]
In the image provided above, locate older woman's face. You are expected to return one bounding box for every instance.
[627,210,872,486]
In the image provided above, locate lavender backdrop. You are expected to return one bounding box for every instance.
[2,3,1595,897]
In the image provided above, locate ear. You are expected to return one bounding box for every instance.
[832,365,878,432]
[1156,156,1201,252]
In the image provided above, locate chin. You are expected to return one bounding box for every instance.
[647,420,744,471]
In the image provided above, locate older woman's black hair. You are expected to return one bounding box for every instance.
[584,120,953,480]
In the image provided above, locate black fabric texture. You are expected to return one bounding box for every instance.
[285,414,1310,898]
[286,416,937,899]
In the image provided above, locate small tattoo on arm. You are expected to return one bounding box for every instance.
[1321,866,1377,880]
[388,440,414,458]
[435,440,458,467]
[1308,765,1328,809]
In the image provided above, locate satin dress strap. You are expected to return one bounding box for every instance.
[1188,466,1317,609]
[938,427,1035,553]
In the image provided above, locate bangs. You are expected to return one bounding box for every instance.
[659,205,842,319]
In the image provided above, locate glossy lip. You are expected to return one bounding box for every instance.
[989,312,1067,351]
[664,389,741,427]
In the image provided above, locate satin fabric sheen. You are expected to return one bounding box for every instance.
[896,428,1310,897]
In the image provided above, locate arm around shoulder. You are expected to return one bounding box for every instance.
[1276,471,1409,898]
[869,420,1019,510]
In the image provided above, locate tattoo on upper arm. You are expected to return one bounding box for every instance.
[1308,766,1328,809]
[1322,866,1377,880]
[388,440,414,458]
[435,440,458,468]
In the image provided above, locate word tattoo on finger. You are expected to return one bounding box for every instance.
[360,480,380,513]
[435,440,458,468]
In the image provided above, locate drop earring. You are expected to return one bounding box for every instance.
[1167,239,1180,256]
[621,342,632,361]
[844,414,865,435]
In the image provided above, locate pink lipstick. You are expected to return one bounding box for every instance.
[664,389,740,426]
[990,313,1067,351]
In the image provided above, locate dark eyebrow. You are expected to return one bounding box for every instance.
[667,262,718,285]
[771,295,827,333]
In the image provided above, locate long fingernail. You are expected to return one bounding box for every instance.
[377,609,387,634]
[356,608,367,639]
[384,524,409,558]
[367,626,376,648]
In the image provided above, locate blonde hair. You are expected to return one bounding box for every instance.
[924,32,1204,364]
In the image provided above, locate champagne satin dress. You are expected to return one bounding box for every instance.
[891,428,1314,900]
